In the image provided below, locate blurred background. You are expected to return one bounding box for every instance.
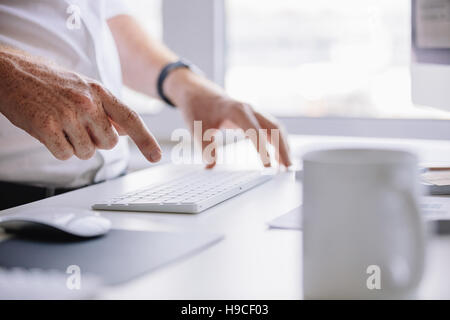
[123,0,450,124]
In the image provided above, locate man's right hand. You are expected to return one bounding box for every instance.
[0,46,161,162]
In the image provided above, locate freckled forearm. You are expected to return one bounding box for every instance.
[0,46,19,115]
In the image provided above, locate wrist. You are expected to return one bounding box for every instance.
[163,67,225,111]
[163,67,203,109]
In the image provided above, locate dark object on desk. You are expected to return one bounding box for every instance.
[0,180,81,210]
[0,229,223,285]
[430,219,450,235]
[425,184,450,195]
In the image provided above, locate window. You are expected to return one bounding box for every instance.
[122,0,164,114]
[226,0,450,119]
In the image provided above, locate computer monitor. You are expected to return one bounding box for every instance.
[411,0,450,111]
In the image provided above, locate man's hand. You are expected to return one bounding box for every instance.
[0,46,161,162]
[108,15,291,169]
[164,69,292,168]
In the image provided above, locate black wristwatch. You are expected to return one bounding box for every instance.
[157,59,201,107]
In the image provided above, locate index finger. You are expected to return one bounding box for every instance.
[254,111,292,167]
[96,87,162,163]
[231,105,271,167]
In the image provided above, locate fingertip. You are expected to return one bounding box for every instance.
[148,148,162,162]
[202,144,217,169]
[283,156,293,168]
[205,162,216,169]
[204,156,216,168]
[261,150,271,168]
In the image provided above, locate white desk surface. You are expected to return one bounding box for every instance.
[1,136,450,299]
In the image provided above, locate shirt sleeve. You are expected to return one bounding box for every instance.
[103,0,134,19]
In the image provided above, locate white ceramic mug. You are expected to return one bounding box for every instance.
[302,148,426,299]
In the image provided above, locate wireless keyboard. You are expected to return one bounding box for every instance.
[92,170,272,213]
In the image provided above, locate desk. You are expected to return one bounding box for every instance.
[1,136,450,299]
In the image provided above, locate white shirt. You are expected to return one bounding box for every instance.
[0,0,132,187]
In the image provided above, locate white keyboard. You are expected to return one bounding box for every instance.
[92,170,273,213]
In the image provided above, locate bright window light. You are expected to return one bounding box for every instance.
[226,0,450,119]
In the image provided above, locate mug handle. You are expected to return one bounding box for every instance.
[394,188,426,296]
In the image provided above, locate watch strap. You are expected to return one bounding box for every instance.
[157,60,191,107]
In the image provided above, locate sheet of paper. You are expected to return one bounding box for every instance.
[268,206,302,230]
[422,170,450,186]
[268,198,450,232]
[422,196,450,220]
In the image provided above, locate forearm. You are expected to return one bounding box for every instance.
[0,45,45,116]
[107,15,178,98]
[107,15,224,109]
[0,45,13,114]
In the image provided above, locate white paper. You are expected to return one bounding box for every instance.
[268,206,302,230]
